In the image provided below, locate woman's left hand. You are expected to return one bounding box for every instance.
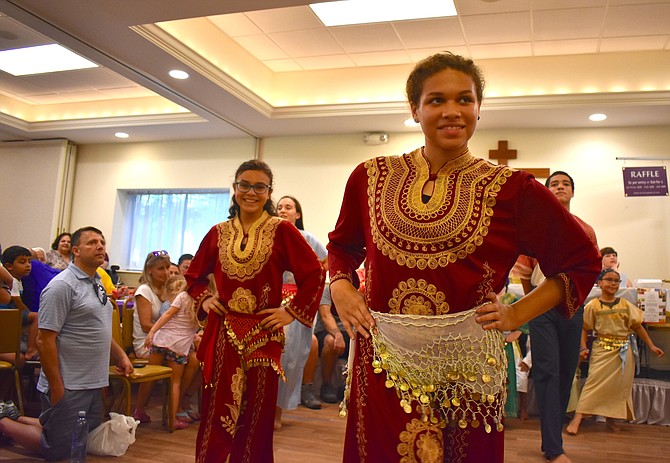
[475,292,522,332]
[258,306,295,331]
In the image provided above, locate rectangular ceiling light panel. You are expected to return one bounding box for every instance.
[0,43,98,76]
[310,0,457,27]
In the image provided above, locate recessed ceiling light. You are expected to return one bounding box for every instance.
[115,132,129,139]
[310,0,456,27]
[169,69,189,80]
[0,44,97,76]
[589,113,607,122]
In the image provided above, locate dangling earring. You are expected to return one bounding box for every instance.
[477,116,481,121]
[414,118,419,123]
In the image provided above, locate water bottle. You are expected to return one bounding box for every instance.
[70,410,88,463]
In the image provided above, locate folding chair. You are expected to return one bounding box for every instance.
[0,309,24,414]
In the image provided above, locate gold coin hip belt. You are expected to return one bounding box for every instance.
[369,307,507,433]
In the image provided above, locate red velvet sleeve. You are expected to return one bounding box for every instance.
[327,162,369,285]
[185,224,219,317]
[515,177,601,318]
[277,221,326,327]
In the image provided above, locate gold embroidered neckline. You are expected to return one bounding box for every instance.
[420,147,473,180]
[365,149,512,269]
[217,211,280,281]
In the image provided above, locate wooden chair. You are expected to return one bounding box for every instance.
[0,309,24,414]
[108,309,174,431]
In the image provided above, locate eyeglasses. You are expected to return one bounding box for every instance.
[93,282,108,305]
[234,182,271,194]
[601,278,621,284]
[151,250,169,257]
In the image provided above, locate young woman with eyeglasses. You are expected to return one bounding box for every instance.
[566,268,664,435]
[185,160,325,463]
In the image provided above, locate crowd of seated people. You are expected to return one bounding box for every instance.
[0,233,205,436]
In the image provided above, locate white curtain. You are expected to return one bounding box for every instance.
[127,191,230,269]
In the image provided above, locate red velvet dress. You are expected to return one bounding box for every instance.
[328,149,601,463]
[186,212,325,463]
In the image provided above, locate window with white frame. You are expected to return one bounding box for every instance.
[124,189,230,269]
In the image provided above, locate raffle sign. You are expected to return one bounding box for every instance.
[637,288,667,324]
[622,166,668,197]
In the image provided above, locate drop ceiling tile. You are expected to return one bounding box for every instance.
[455,0,529,15]
[349,50,412,67]
[0,74,46,96]
[393,18,465,49]
[604,4,670,36]
[531,0,606,10]
[208,13,263,37]
[66,68,138,90]
[461,12,531,45]
[269,28,344,57]
[99,87,157,99]
[263,59,303,72]
[407,47,471,61]
[20,73,93,93]
[245,6,322,34]
[63,90,113,102]
[329,24,403,54]
[294,54,356,70]
[469,42,533,59]
[234,34,289,60]
[608,0,670,5]
[600,35,669,52]
[20,93,73,104]
[533,8,605,40]
[533,39,599,56]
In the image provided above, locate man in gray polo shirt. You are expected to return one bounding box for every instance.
[0,226,133,460]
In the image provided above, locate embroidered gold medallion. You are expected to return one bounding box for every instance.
[228,287,257,314]
[388,278,449,315]
[398,418,444,463]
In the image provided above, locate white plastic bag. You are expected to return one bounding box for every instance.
[87,412,139,456]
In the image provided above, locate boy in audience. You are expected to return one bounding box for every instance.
[1,246,40,360]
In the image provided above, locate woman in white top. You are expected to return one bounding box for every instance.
[132,250,171,359]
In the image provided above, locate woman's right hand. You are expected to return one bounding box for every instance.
[202,296,226,316]
[330,279,374,339]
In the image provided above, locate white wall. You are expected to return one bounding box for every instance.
[71,137,256,264]
[68,127,670,280]
[0,140,74,251]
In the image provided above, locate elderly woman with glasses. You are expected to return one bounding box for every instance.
[185,159,325,463]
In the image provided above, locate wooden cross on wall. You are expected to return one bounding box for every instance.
[488,140,550,179]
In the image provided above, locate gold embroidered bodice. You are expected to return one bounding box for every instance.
[366,149,512,270]
[217,211,280,281]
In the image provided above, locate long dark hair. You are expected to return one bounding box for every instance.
[228,160,277,219]
[278,195,304,230]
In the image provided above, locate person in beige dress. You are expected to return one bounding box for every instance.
[567,268,664,434]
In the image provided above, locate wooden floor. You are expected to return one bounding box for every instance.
[1,400,669,462]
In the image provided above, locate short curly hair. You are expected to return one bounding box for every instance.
[406,52,485,108]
